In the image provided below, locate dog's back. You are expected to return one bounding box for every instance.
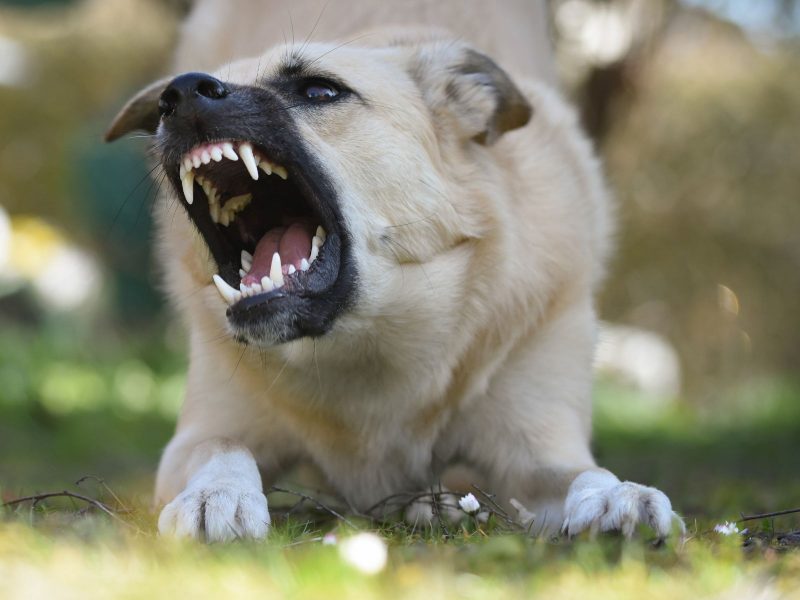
[174,0,554,82]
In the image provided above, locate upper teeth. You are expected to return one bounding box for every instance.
[179,140,326,308]
[178,140,288,225]
[212,226,328,306]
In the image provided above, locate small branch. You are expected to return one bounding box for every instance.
[364,491,437,516]
[2,490,136,529]
[268,486,358,529]
[430,484,451,539]
[75,475,128,512]
[739,507,800,523]
[471,484,519,528]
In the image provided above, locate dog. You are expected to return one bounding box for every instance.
[106,12,681,542]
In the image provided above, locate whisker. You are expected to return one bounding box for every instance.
[106,161,164,240]
[299,0,330,55]
[304,34,373,68]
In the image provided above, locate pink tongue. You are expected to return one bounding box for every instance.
[242,222,313,285]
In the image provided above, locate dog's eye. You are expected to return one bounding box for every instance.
[301,81,340,102]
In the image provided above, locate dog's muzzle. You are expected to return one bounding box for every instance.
[156,72,357,344]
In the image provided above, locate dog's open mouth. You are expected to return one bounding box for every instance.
[174,139,339,310]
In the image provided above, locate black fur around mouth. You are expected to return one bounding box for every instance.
[159,83,356,343]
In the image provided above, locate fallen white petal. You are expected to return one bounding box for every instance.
[338,533,387,575]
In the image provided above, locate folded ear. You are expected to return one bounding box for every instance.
[105,76,172,142]
[413,45,532,145]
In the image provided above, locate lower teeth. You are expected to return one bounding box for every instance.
[212,227,326,306]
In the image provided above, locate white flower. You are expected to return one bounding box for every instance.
[458,493,481,515]
[322,532,338,545]
[713,521,740,536]
[338,532,387,575]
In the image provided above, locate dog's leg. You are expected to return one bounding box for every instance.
[452,294,682,539]
[155,434,270,542]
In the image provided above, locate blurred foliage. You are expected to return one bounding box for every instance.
[550,2,800,394]
[598,23,800,394]
[0,0,179,323]
[0,321,184,494]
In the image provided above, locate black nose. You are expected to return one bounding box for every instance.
[158,72,229,118]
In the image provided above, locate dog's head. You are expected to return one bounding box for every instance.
[107,34,532,346]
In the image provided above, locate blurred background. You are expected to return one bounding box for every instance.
[0,0,797,520]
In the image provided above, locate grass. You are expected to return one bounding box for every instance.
[1,323,799,598]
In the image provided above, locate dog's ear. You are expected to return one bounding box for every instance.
[105,77,172,142]
[413,46,532,145]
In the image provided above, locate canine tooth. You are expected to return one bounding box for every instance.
[221,142,239,161]
[241,250,253,271]
[273,165,288,180]
[213,274,239,305]
[200,178,214,197]
[258,160,272,175]
[239,268,247,279]
[192,154,202,169]
[260,276,274,291]
[239,143,259,180]
[312,235,322,249]
[201,150,211,164]
[270,252,284,287]
[210,146,223,162]
[300,258,310,272]
[288,265,296,275]
[309,244,319,264]
[315,226,326,243]
[181,170,195,205]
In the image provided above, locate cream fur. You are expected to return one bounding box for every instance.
[129,7,680,542]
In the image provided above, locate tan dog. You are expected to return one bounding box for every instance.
[107,17,680,542]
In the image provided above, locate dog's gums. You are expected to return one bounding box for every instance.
[177,140,328,306]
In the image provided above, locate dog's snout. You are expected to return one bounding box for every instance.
[158,72,229,118]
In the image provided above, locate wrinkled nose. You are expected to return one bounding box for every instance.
[158,72,230,118]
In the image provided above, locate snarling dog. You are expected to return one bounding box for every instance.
[107,29,681,542]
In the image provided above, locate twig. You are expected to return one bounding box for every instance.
[75,475,129,513]
[364,491,432,515]
[471,484,519,528]
[430,483,451,539]
[2,490,136,529]
[267,486,357,529]
[283,535,324,548]
[739,507,800,523]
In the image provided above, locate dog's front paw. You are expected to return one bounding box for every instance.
[158,482,270,543]
[562,472,683,539]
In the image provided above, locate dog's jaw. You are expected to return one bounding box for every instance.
[159,83,358,345]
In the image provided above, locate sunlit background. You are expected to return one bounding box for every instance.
[0,0,798,518]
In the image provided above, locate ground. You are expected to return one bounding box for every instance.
[1,323,798,599]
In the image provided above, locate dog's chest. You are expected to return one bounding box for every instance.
[264,386,450,506]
